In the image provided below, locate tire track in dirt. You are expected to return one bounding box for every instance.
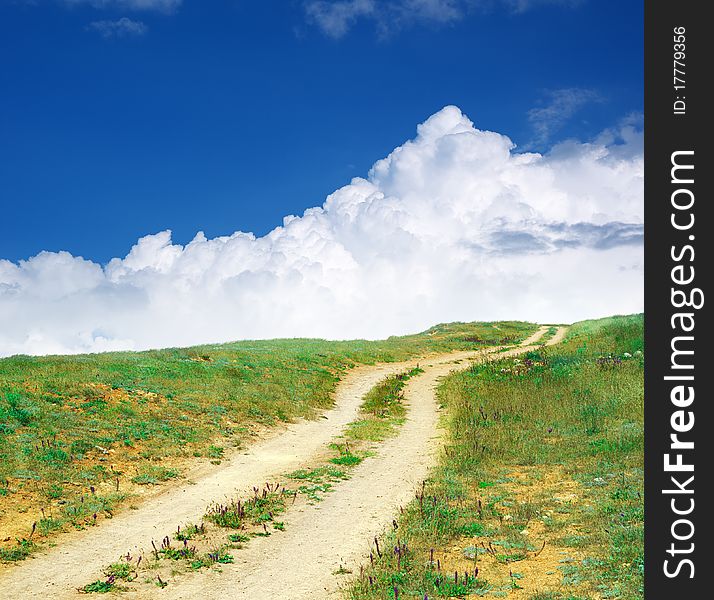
[0,326,565,599]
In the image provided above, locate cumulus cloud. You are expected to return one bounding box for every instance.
[0,106,643,356]
[87,17,147,38]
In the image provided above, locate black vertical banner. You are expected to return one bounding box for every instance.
[645,1,711,597]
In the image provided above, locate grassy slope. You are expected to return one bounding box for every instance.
[348,315,644,600]
[82,366,432,594]
[0,321,536,560]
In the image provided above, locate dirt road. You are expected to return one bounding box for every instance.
[0,326,566,599]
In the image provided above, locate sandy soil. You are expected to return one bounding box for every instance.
[0,326,566,599]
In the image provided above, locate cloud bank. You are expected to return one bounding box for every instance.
[0,106,643,356]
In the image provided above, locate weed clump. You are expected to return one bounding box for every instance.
[205,483,287,529]
[130,465,179,485]
[0,538,34,563]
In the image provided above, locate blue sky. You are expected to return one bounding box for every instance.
[0,0,643,264]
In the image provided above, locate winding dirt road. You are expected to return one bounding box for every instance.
[0,326,566,599]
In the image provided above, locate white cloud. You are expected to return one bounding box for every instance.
[65,0,181,13]
[304,0,581,37]
[87,17,148,38]
[305,0,377,39]
[305,0,464,37]
[527,87,602,147]
[502,0,583,14]
[0,106,643,356]
[395,0,464,22]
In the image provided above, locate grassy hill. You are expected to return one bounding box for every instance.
[349,314,644,599]
[0,320,536,561]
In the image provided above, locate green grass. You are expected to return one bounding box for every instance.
[80,579,119,594]
[205,484,289,530]
[80,562,137,594]
[344,367,423,442]
[61,491,126,526]
[329,454,362,466]
[37,516,63,536]
[130,465,179,485]
[175,522,205,541]
[288,463,351,503]
[105,560,136,581]
[0,538,34,562]
[0,320,536,556]
[347,314,643,599]
[286,365,429,506]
